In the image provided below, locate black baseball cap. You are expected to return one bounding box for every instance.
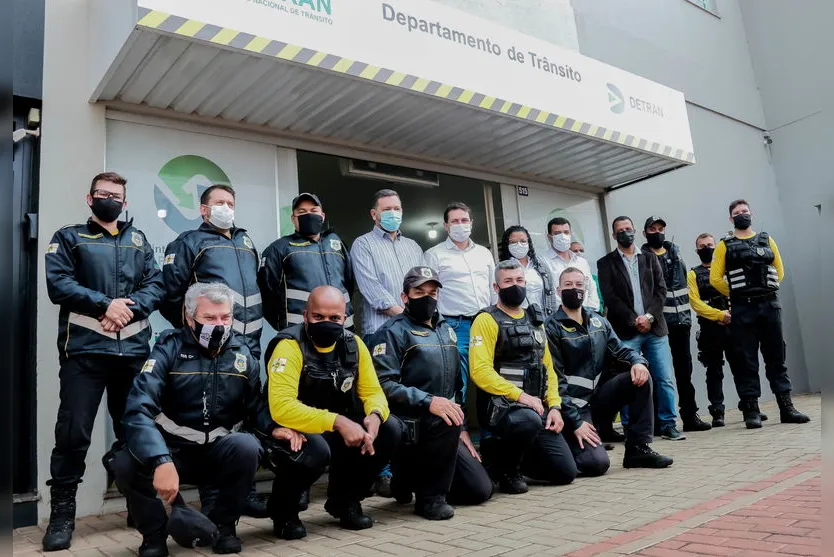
[291,192,322,210]
[168,494,219,549]
[644,216,667,230]
[403,266,443,292]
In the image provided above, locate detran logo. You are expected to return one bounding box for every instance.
[154,155,231,235]
[607,83,625,114]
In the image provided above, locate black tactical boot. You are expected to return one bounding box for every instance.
[777,393,810,424]
[598,425,626,443]
[373,474,393,498]
[498,472,529,495]
[415,496,455,521]
[682,413,712,432]
[324,500,374,530]
[298,488,310,512]
[138,528,169,557]
[623,444,674,469]
[711,411,725,428]
[42,484,78,551]
[212,524,242,554]
[242,489,269,519]
[273,513,307,540]
[739,399,762,429]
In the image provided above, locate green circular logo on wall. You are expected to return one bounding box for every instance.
[153,155,231,234]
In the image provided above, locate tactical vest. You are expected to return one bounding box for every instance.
[693,265,729,313]
[484,305,547,399]
[656,244,691,327]
[273,324,363,417]
[724,232,779,298]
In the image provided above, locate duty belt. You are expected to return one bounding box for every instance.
[731,292,777,304]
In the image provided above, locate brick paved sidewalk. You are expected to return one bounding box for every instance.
[13,395,821,557]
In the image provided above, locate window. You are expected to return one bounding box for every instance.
[685,0,720,17]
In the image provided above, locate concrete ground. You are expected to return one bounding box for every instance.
[14,395,821,557]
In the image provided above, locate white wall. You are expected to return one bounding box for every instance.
[39,0,110,520]
[740,0,833,393]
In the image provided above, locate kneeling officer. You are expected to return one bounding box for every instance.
[265,286,400,539]
[470,260,578,494]
[370,267,493,521]
[115,283,281,557]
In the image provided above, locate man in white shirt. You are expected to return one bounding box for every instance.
[424,202,496,396]
[545,218,600,312]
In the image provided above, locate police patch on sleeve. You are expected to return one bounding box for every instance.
[590,317,603,329]
[470,336,484,347]
[141,360,156,373]
[46,243,59,254]
[243,236,254,249]
[270,358,287,373]
[131,231,144,247]
[330,239,342,251]
[234,353,247,373]
[163,254,176,265]
[373,343,386,356]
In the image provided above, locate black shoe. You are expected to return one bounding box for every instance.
[138,529,169,557]
[373,475,393,498]
[298,488,310,512]
[325,500,374,530]
[102,448,118,489]
[42,484,78,551]
[598,427,626,443]
[660,425,686,440]
[273,514,307,540]
[242,489,269,519]
[212,524,241,554]
[623,444,674,469]
[604,443,616,451]
[711,412,725,428]
[776,393,810,424]
[498,473,529,495]
[682,414,712,432]
[415,497,455,521]
[739,399,763,429]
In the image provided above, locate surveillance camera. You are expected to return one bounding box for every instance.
[763,134,773,145]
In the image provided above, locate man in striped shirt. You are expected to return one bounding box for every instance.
[350,189,424,341]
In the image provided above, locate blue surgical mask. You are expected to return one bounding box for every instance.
[379,210,403,232]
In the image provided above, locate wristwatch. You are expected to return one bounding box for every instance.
[645,314,656,324]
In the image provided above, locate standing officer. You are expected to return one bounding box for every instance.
[259,193,355,331]
[710,200,809,428]
[115,283,280,556]
[161,184,263,359]
[160,183,266,518]
[42,172,164,551]
[546,267,673,475]
[370,267,493,520]
[642,217,711,432]
[265,286,400,539]
[544,218,600,312]
[469,261,577,494]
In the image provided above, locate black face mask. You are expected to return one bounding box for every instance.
[645,232,665,249]
[498,285,527,307]
[561,288,585,310]
[192,322,231,354]
[733,213,752,230]
[616,230,636,248]
[406,295,437,322]
[697,246,715,264]
[91,197,124,223]
[297,213,325,237]
[306,320,343,347]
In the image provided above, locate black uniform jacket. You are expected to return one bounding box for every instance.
[122,328,275,467]
[45,218,164,360]
[545,308,647,431]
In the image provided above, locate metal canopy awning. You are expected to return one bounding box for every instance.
[91,4,695,192]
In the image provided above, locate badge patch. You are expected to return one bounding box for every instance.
[373,343,387,356]
[449,328,457,342]
[164,253,176,265]
[421,267,433,278]
[131,231,144,247]
[341,376,354,392]
[243,236,253,249]
[330,239,342,251]
[590,317,603,329]
[534,331,543,344]
[234,353,247,373]
[141,360,156,373]
[270,357,287,373]
[45,243,59,254]
[470,335,484,347]
[756,247,765,256]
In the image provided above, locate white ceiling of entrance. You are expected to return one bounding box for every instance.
[94,31,687,192]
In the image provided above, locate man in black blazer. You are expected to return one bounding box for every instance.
[597,216,685,441]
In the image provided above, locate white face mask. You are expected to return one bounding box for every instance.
[508,241,529,259]
[551,233,572,253]
[448,223,472,243]
[208,204,235,230]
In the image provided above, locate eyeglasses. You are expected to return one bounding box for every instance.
[93,190,124,202]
